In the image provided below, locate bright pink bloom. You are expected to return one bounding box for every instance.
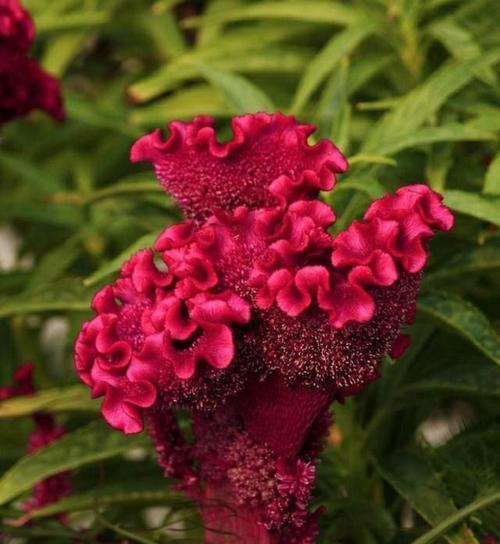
[76,113,453,542]
[0,0,64,124]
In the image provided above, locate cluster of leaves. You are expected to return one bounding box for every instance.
[0,0,499,542]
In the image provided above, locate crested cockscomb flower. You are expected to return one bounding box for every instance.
[75,113,453,543]
[0,363,71,519]
[0,0,64,124]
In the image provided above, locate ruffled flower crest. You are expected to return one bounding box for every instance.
[75,113,453,542]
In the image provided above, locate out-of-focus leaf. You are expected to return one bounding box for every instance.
[66,95,140,138]
[0,151,62,193]
[333,176,386,200]
[129,48,310,103]
[0,421,149,506]
[25,479,187,520]
[83,180,163,205]
[291,18,380,114]
[376,124,495,157]
[398,363,500,400]
[130,85,228,125]
[443,190,500,226]
[375,451,478,544]
[184,2,358,27]
[35,11,110,32]
[84,231,159,287]
[27,234,82,289]
[484,153,500,195]
[428,20,497,84]
[362,50,500,153]
[413,491,500,544]
[0,386,98,417]
[425,245,500,284]
[418,291,500,367]
[42,32,87,76]
[197,64,275,113]
[0,279,92,318]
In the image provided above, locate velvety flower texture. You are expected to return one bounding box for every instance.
[75,113,453,543]
[0,363,71,518]
[0,0,64,124]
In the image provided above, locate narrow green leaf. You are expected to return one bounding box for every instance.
[0,386,98,418]
[0,421,149,506]
[333,176,386,200]
[413,491,500,544]
[443,190,500,226]
[197,64,275,113]
[84,232,159,287]
[418,291,500,367]
[35,11,110,32]
[130,85,228,126]
[0,151,62,193]
[425,245,500,284]
[362,50,500,153]
[375,451,478,544]
[484,153,500,195]
[376,124,495,158]
[26,479,186,519]
[398,363,500,400]
[83,180,163,205]
[291,19,379,114]
[348,154,397,167]
[184,2,357,27]
[0,279,92,318]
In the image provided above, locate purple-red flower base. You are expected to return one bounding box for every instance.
[75,113,453,542]
[0,0,64,124]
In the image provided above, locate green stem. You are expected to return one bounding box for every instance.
[412,490,500,544]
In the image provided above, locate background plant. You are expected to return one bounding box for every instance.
[0,0,499,542]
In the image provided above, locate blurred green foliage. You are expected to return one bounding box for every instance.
[0,0,499,542]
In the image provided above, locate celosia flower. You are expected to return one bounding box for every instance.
[0,363,71,518]
[0,0,64,124]
[75,113,453,543]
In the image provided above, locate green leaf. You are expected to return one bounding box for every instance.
[361,50,500,153]
[291,18,379,114]
[413,491,500,544]
[443,190,500,226]
[35,11,110,32]
[197,63,275,113]
[333,176,386,200]
[484,153,500,195]
[375,124,495,158]
[418,291,500,367]
[375,451,478,544]
[0,151,62,193]
[130,85,228,125]
[0,279,92,318]
[184,2,357,27]
[26,479,186,520]
[84,232,159,287]
[0,421,149,506]
[129,48,310,103]
[0,386,98,418]
[397,363,500,400]
[425,245,500,284]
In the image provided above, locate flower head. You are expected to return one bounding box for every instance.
[75,113,453,541]
[0,0,64,124]
[0,0,34,52]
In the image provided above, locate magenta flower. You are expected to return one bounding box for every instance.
[75,113,453,543]
[0,0,64,124]
[0,363,71,519]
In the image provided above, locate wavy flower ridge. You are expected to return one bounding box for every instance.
[75,113,453,542]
